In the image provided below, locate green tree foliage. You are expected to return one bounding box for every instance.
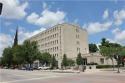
[2,47,13,67]
[120,48,125,56]
[22,40,41,66]
[89,43,98,53]
[76,53,83,66]
[12,45,25,66]
[62,54,68,67]
[51,55,58,69]
[100,38,122,70]
[38,52,51,66]
[101,38,110,47]
[67,59,75,66]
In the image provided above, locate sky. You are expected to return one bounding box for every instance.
[0,0,125,56]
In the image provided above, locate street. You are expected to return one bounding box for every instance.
[0,69,125,83]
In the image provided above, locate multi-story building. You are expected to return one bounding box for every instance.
[29,23,117,68]
[29,23,89,67]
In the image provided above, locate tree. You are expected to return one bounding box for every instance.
[38,52,51,66]
[115,48,125,68]
[2,47,13,67]
[51,55,58,69]
[101,38,110,47]
[89,43,98,53]
[76,53,83,66]
[61,54,68,68]
[100,38,122,70]
[100,46,116,70]
[67,59,75,66]
[22,40,40,68]
[12,45,25,67]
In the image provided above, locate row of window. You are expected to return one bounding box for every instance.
[76,28,79,32]
[76,34,79,38]
[51,53,58,57]
[38,40,59,47]
[44,27,60,34]
[37,33,59,42]
[38,27,60,37]
[41,46,59,53]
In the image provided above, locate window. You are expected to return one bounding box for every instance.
[77,48,80,52]
[76,41,80,45]
[55,34,56,37]
[55,47,56,51]
[53,47,54,52]
[51,48,52,52]
[76,28,79,32]
[100,58,104,64]
[55,40,56,44]
[76,34,79,38]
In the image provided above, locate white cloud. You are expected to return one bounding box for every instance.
[107,38,117,43]
[18,27,46,44]
[112,28,125,45]
[1,0,28,19]
[26,2,66,27]
[26,13,39,24]
[83,21,112,34]
[43,2,47,9]
[0,33,13,56]
[114,9,125,26]
[27,9,66,27]
[0,27,46,57]
[112,28,120,34]
[103,9,109,19]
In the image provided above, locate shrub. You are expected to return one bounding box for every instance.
[96,65,117,69]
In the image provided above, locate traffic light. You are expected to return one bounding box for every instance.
[0,3,3,15]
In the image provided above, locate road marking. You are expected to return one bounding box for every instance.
[1,75,59,83]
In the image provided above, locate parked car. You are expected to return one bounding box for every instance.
[18,67,26,70]
[26,67,33,71]
[3,66,8,69]
[38,66,50,70]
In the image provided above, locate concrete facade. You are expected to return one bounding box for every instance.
[29,23,115,67]
[29,23,89,67]
[29,23,89,59]
[82,52,117,65]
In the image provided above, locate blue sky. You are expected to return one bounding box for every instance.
[0,0,125,56]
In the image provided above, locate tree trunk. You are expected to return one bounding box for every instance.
[111,58,115,71]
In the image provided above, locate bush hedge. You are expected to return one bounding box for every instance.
[96,65,117,69]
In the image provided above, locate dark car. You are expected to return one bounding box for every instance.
[26,67,33,71]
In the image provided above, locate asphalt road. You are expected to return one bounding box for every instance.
[0,69,125,83]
